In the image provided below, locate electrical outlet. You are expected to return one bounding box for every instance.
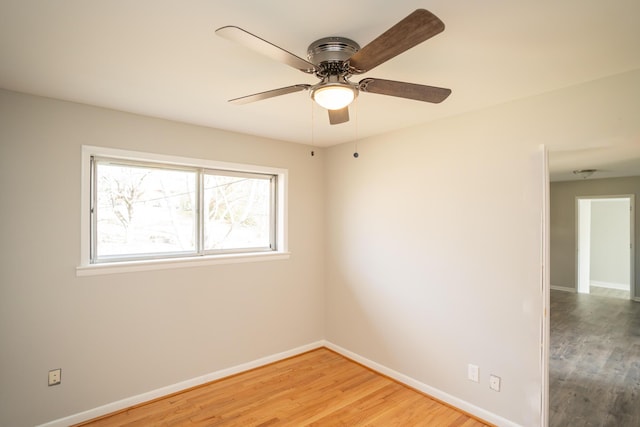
[467,364,479,382]
[48,369,61,386]
[489,374,501,391]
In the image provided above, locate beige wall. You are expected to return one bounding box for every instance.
[324,70,640,425]
[0,90,326,426]
[325,110,545,426]
[550,176,640,296]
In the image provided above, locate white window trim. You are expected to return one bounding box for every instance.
[78,145,289,276]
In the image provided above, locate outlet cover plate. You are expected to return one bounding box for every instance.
[48,369,61,386]
[489,374,501,391]
[467,364,479,382]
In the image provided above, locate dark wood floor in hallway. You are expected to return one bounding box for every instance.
[550,290,640,427]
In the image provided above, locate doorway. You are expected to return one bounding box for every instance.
[576,196,635,299]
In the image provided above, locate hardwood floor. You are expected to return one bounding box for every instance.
[75,348,490,426]
[550,290,640,427]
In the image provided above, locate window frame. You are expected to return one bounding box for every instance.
[78,146,289,276]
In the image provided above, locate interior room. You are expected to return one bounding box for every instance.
[1,1,639,426]
[548,176,640,425]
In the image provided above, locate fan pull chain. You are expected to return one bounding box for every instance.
[353,97,359,158]
[310,98,315,157]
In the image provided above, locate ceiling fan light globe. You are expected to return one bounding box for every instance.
[312,85,355,110]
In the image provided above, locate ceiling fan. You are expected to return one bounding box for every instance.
[215,9,451,125]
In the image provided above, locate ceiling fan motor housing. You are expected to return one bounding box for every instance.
[307,37,361,107]
[307,37,360,75]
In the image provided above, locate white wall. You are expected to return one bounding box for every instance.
[590,199,630,288]
[0,90,325,427]
[325,69,640,426]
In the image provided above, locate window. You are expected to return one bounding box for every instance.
[79,146,287,273]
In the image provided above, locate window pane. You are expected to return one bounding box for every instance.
[203,173,272,251]
[95,162,197,259]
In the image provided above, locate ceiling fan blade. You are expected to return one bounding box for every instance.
[229,84,310,105]
[359,78,451,103]
[348,9,445,73]
[216,26,315,73]
[328,107,349,125]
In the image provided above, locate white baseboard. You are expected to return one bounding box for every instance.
[590,280,630,291]
[37,341,325,427]
[40,340,517,427]
[323,341,519,427]
[551,285,575,293]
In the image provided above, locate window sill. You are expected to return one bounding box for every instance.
[76,251,291,277]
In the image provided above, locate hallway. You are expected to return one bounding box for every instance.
[550,290,640,426]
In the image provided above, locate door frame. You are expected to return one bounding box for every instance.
[541,146,550,427]
[575,194,635,299]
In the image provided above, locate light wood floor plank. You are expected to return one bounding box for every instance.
[74,348,491,426]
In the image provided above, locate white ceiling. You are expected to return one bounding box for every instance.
[1,0,639,180]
